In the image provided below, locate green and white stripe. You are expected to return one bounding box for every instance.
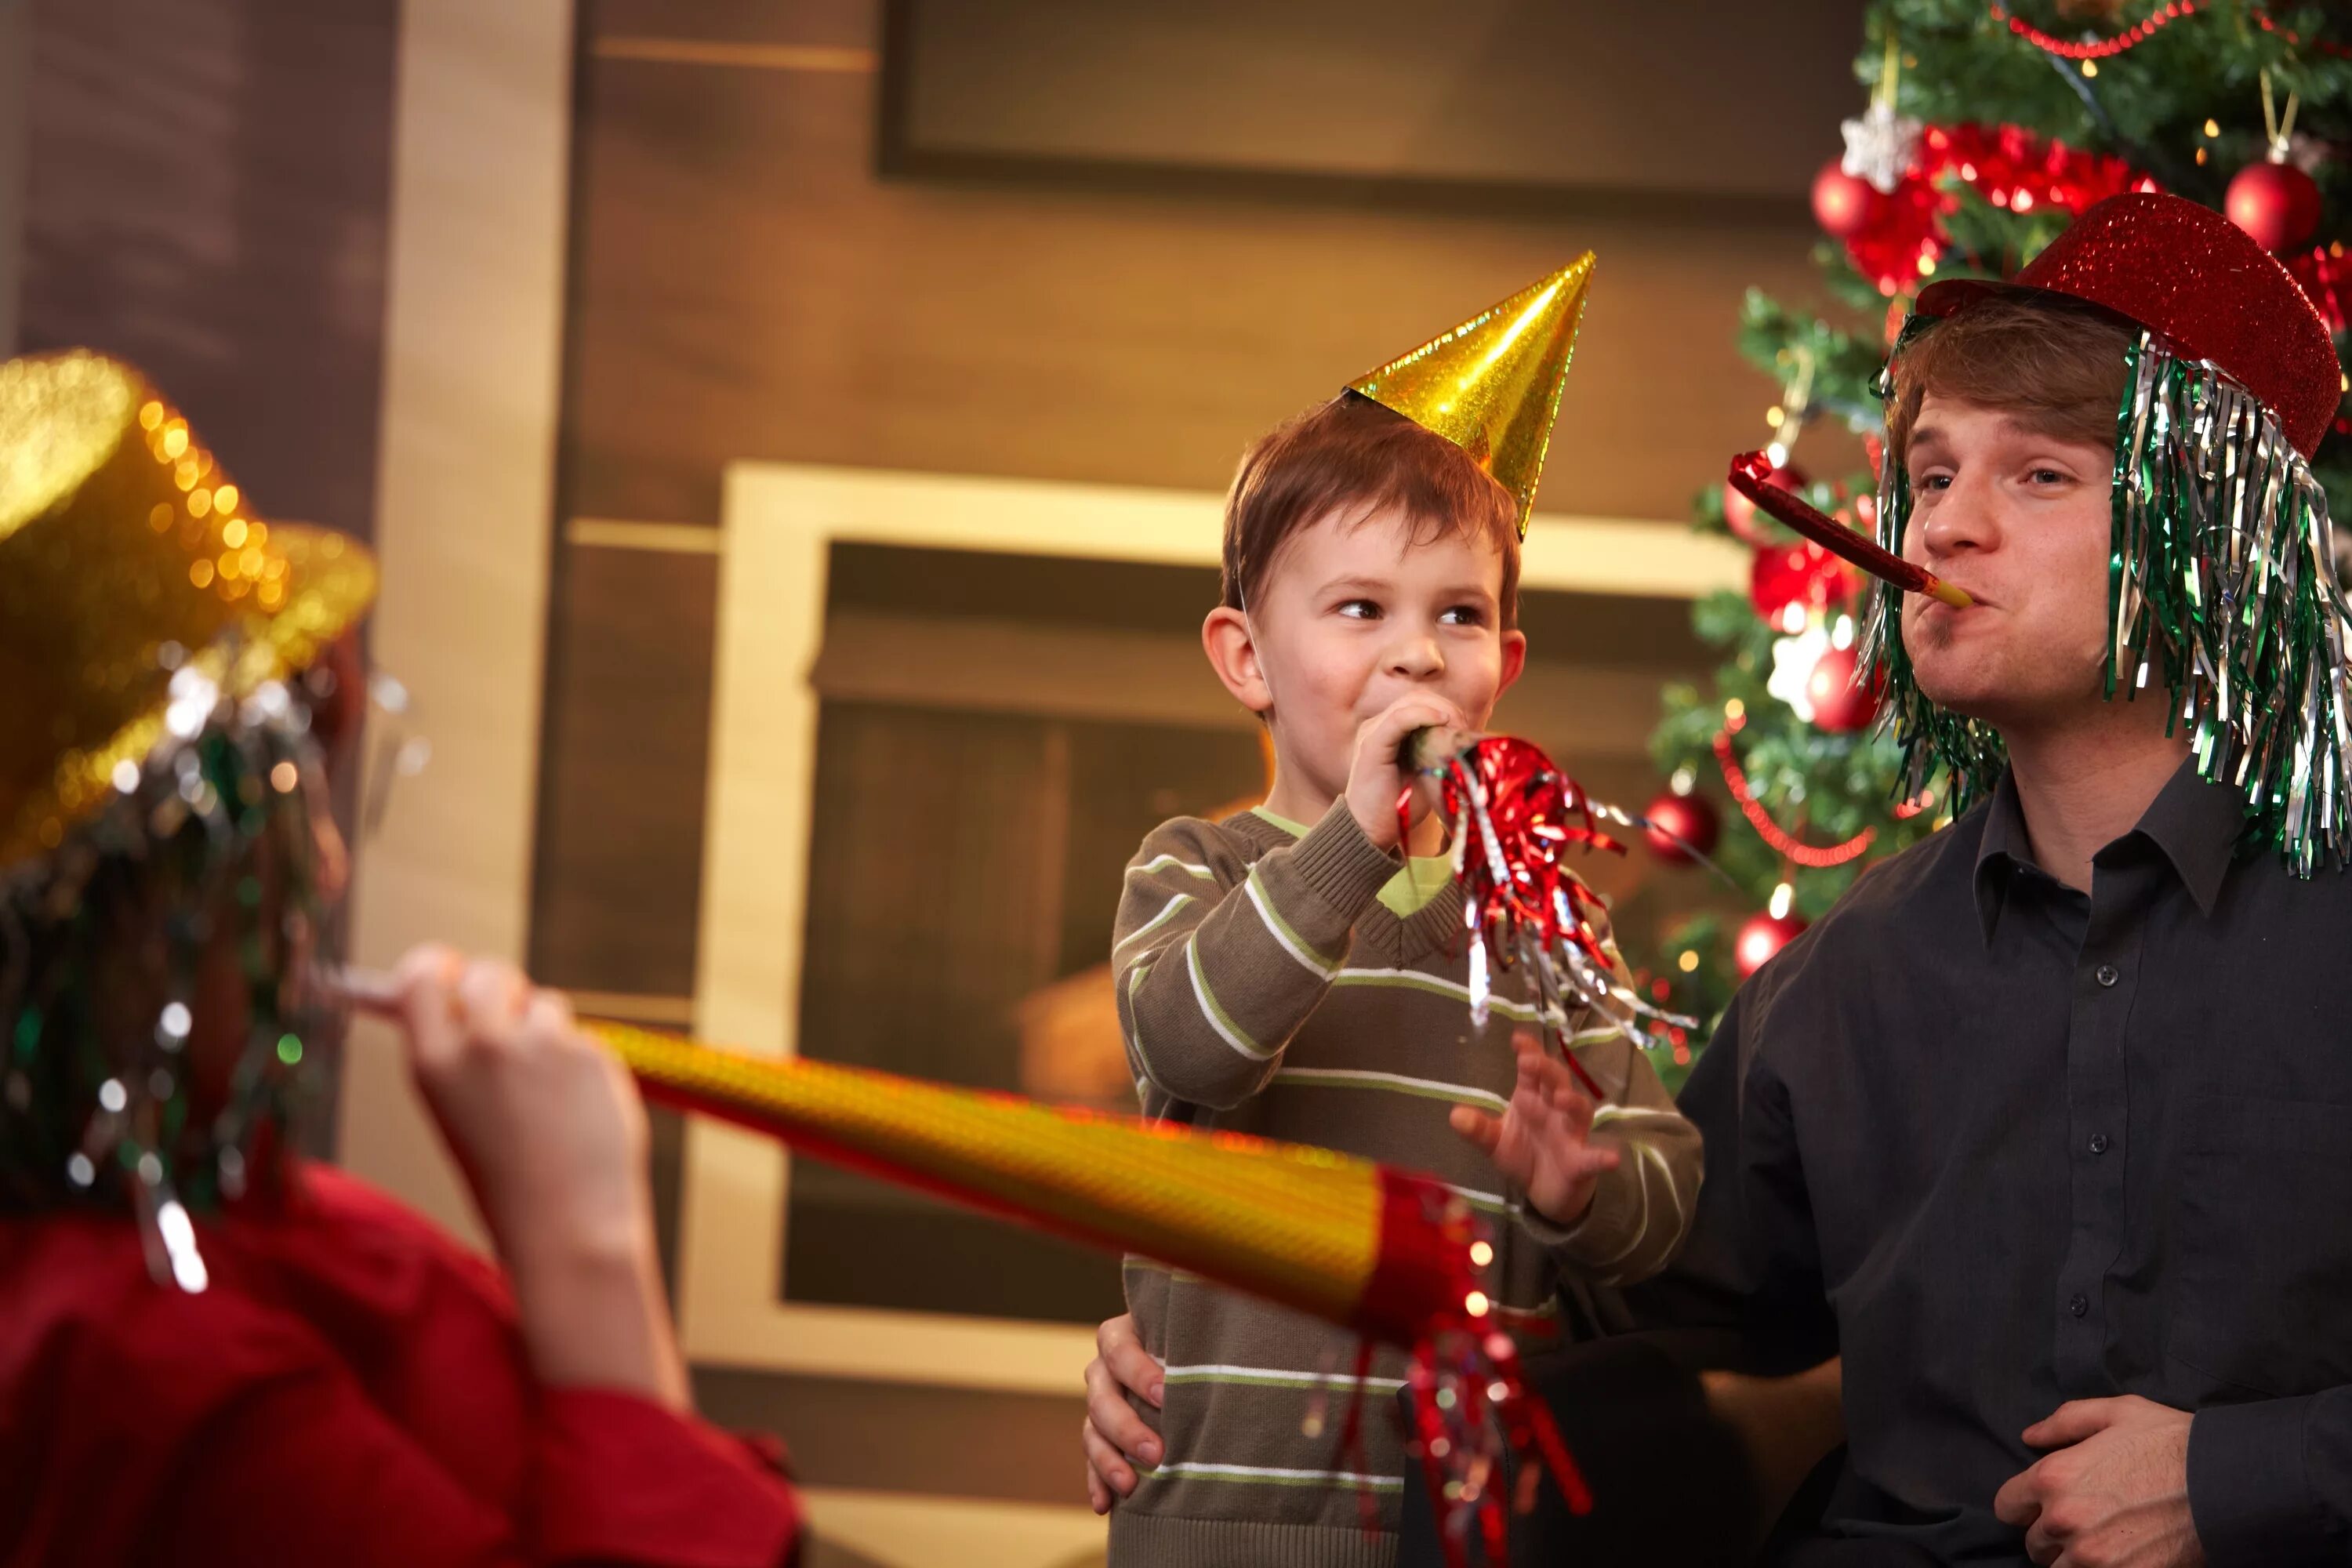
[1131,854,1219,881]
[1163,1363,1408,1394]
[1116,892,1195,956]
[1272,1065,1506,1113]
[1330,967,1545,1023]
[1143,1462,1405,1493]
[1187,935,1274,1059]
[1243,864,1340,979]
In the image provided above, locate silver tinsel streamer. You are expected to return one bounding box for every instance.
[0,646,340,1290]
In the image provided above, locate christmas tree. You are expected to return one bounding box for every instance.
[1638,0,2352,1090]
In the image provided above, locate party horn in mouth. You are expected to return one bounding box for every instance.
[330,967,1591,1559]
[1727,450,1972,608]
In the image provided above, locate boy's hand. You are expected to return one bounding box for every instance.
[1347,696,1474,850]
[1449,1028,1621,1227]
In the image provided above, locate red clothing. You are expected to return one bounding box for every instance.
[0,1163,800,1567]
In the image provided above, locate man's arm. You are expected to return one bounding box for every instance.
[2187,1387,2352,1564]
[1730,1004,1842,1374]
[1612,987,1838,1368]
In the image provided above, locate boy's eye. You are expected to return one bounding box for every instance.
[1438,604,1486,626]
[1336,599,1381,619]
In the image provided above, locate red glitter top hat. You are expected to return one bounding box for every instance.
[1917,191,2339,459]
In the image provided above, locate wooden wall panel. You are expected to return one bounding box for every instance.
[531,541,720,999]
[22,0,397,541]
[559,0,1859,531]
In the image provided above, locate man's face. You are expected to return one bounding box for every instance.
[1899,395,2119,733]
[1234,503,1525,807]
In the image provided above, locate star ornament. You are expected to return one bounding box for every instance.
[1842,100,1923,194]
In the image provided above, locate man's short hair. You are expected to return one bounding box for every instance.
[1218,392,1521,624]
[1886,294,2136,467]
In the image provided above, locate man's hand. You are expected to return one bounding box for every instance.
[1345,695,1472,851]
[1993,1396,2201,1568]
[1081,1313,1166,1514]
[1447,1028,1621,1227]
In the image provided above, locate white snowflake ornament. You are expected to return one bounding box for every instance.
[1841,100,1922,194]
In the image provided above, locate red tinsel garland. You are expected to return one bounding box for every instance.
[1994,2,2351,60]
[1844,122,2158,295]
[1712,715,1878,867]
[1990,1,2205,59]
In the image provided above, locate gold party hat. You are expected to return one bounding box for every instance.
[1346,254,1595,537]
[0,350,377,864]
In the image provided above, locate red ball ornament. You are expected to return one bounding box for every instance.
[1722,462,1807,545]
[1734,909,1808,978]
[1641,789,1720,865]
[1811,161,1881,239]
[1803,644,1880,734]
[1749,539,1858,625]
[2226,158,2321,252]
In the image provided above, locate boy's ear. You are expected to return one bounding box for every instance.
[1202,606,1272,715]
[1495,627,1528,702]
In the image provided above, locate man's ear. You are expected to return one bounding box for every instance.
[1495,627,1528,702]
[1202,606,1272,716]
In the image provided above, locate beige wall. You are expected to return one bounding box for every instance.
[337,0,575,1250]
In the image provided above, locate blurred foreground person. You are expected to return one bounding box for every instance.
[0,351,800,1566]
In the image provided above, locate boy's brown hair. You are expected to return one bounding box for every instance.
[1219,393,1522,625]
[1886,293,2134,465]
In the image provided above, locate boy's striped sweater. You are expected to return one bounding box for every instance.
[1107,802,1703,1568]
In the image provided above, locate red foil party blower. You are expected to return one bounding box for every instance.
[1726,448,1973,608]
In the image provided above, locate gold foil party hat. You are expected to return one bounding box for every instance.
[0,350,377,865]
[1346,254,1595,537]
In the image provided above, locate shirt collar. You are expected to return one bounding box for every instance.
[1971,755,2244,942]
[2129,753,2246,917]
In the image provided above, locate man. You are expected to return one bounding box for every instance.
[1087,191,2352,1566]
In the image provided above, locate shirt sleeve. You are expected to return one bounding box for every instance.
[151,1359,801,1568]
[1112,808,1398,1111]
[1726,989,1842,1375]
[1517,908,1705,1288]
[2187,1387,2352,1565]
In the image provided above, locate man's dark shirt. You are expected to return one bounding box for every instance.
[1635,759,2352,1565]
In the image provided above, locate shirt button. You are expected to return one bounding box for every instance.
[2096,964,2119,988]
[2068,1294,2090,1318]
[2089,1132,2111,1155]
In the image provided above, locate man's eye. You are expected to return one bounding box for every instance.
[2030,467,2068,485]
[1917,474,1951,492]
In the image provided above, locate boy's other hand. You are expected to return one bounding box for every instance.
[1449,1027,1621,1227]
[1347,696,1473,850]
[1082,1313,1165,1514]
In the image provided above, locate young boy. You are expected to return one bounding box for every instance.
[1107,265,1703,1567]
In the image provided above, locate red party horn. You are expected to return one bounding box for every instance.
[1727,450,1972,609]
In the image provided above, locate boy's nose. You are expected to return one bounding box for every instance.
[1387,632,1445,679]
